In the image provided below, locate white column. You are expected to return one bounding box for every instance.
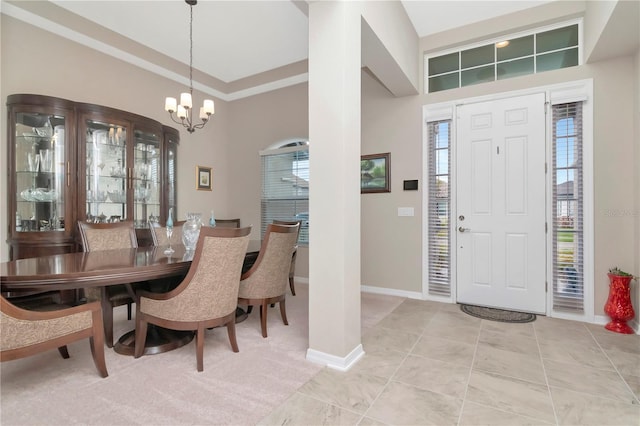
[306,1,363,370]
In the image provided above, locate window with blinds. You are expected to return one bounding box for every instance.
[427,120,452,296]
[260,143,309,245]
[552,102,584,311]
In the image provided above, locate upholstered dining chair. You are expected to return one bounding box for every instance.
[238,223,299,338]
[215,218,241,228]
[134,226,251,372]
[77,221,139,348]
[273,220,302,296]
[1,296,108,377]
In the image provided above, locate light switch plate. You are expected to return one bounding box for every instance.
[398,207,414,217]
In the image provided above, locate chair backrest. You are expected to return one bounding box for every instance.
[146,226,252,320]
[273,220,302,243]
[149,220,186,246]
[77,221,138,252]
[240,223,299,298]
[215,218,241,228]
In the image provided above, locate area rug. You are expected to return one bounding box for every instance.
[460,304,536,323]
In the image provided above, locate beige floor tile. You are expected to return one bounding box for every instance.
[393,354,470,399]
[365,381,462,426]
[376,311,432,334]
[474,342,546,384]
[544,359,637,403]
[478,328,540,355]
[349,348,408,380]
[550,386,640,426]
[600,347,640,376]
[433,309,483,327]
[538,338,615,371]
[465,370,555,423]
[297,368,388,414]
[422,321,481,344]
[534,317,596,344]
[362,326,421,353]
[592,331,640,355]
[258,392,362,426]
[621,372,640,401]
[357,417,389,426]
[459,401,555,425]
[480,320,536,339]
[410,334,476,367]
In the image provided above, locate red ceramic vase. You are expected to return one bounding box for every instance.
[604,273,635,334]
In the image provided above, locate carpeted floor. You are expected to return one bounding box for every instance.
[0,283,403,425]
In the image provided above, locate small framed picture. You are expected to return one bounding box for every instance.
[361,152,390,193]
[196,165,212,191]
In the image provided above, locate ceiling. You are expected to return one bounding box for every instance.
[41,0,552,84]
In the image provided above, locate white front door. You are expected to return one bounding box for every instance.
[456,93,546,313]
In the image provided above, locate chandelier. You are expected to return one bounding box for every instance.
[164,0,214,133]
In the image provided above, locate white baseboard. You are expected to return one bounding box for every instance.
[306,344,365,371]
[360,285,423,300]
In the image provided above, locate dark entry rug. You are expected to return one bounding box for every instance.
[460,304,536,323]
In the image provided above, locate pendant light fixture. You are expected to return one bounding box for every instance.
[164,0,214,133]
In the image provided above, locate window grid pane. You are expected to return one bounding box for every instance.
[427,120,452,297]
[425,22,579,93]
[261,147,309,245]
[552,102,584,312]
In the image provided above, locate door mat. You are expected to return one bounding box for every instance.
[460,304,536,323]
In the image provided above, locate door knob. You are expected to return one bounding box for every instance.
[458,226,471,233]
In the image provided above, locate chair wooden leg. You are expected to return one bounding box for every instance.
[260,301,268,338]
[127,302,132,320]
[134,319,148,358]
[196,326,205,372]
[246,305,253,314]
[289,276,296,296]
[57,346,70,359]
[226,320,239,353]
[279,299,288,326]
[89,336,109,378]
[100,297,114,348]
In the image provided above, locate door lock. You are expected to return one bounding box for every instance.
[458,226,471,233]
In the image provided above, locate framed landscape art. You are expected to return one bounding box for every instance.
[361,152,390,193]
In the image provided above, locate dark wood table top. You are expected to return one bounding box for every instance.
[1,241,262,292]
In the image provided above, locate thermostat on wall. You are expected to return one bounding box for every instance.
[403,180,418,190]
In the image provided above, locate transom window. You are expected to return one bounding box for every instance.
[425,21,580,93]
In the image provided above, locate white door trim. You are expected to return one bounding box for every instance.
[422,79,594,321]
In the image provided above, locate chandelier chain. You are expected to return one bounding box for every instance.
[189,2,193,97]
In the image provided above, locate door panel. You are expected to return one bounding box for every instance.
[457,93,546,313]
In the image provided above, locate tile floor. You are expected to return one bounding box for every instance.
[259,298,640,425]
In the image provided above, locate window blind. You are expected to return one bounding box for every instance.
[427,120,452,296]
[260,145,309,245]
[552,102,584,312]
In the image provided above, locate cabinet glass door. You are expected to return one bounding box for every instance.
[164,128,179,224]
[15,112,66,233]
[85,120,128,223]
[133,129,161,228]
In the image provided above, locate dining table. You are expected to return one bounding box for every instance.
[1,240,262,356]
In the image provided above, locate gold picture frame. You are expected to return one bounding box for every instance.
[196,165,212,191]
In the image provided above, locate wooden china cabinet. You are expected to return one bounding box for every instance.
[6,94,179,260]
